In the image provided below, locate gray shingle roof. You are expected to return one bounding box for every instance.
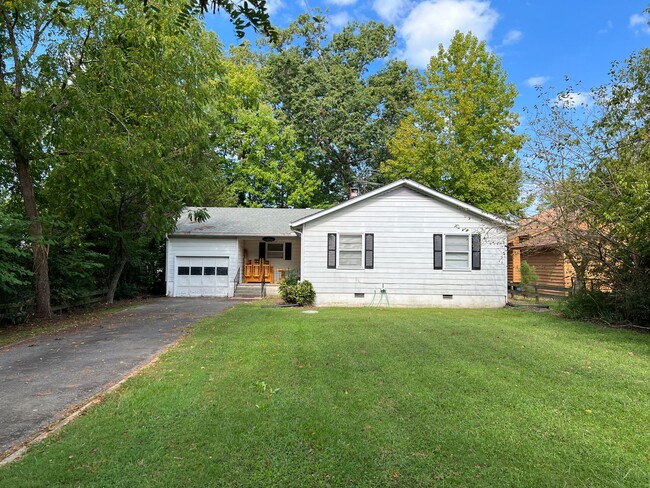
[171,207,320,237]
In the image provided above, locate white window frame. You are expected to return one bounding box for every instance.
[266,242,284,259]
[338,233,364,269]
[443,234,471,271]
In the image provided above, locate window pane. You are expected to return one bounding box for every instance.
[446,252,469,269]
[267,242,283,259]
[340,235,362,250]
[178,266,189,276]
[216,267,228,276]
[204,267,216,276]
[340,250,362,267]
[446,235,468,252]
[191,267,202,276]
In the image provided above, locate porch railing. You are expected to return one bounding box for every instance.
[233,267,241,295]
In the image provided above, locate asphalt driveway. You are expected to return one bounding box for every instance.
[0,297,235,457]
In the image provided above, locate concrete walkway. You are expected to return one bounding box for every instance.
[0,297,235,457]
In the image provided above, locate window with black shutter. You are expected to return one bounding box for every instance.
[471,234,481,270]
[365,233,374,269]
[327,233,336,269]
[433,234,443,269]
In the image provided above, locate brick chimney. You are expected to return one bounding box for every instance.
[348,186,360,199]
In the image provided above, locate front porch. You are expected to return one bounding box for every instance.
[237,237,301,285]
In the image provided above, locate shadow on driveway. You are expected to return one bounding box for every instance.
[0,297,236,456]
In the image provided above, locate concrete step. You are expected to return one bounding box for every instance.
[234,284,279,299]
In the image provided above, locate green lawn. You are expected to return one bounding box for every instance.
[2,305,649,487]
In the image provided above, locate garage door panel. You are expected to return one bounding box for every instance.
[174,256,228,297]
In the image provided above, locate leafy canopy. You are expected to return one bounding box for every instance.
[382,31,526,218]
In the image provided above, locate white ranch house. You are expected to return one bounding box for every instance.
[166,179,514,307]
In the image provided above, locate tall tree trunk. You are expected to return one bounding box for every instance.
[15,152,51,318]
[106,242,128,304]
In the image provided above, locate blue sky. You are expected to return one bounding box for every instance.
[205,0,650,123]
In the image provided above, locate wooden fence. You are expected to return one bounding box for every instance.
[508,282,572,301]
[0,289,108,325]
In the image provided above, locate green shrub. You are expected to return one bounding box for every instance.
[520,260,539,297]
[283,269,300,286]
[279,280,316,306]
[559,290,623,323]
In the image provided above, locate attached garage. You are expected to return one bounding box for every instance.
[166,236,239,298]
[174,256,229,297]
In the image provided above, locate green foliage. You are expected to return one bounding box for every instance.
[283,268,300,286]
[215,53,320,207]
[42,0,229,301]
[0,213,33,302]
[559,290,622,323]
[519,260,539,296]
[191,0,276,41]
[264,14,419,203]
[527,48,650,327]
[278,279,316,306]
[382,31,526,218]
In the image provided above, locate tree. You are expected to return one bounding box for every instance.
[1,0,111,316]
[264,14,418,204]
[45,0,227,304]
[382,31,526,218]
[526,48,650,325]
[213,48,319,208]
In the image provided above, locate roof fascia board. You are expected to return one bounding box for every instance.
[169,232,300,238]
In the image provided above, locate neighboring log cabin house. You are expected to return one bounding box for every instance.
[507,210,576,294]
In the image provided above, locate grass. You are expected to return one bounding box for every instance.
[2,305,649,487]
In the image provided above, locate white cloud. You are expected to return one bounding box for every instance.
[327,0,357,6]
[597,20,613,35]
[400,1,500,68]
[266,0,285,15]
[554,91,593,108]
[329,11,351,28]
[373,0,412,22]
[502,29,522,45]
[525,76,550,88]
[629,13,650,34]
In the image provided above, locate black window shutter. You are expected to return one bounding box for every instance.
[365,233,374,269]
[433,234,443,270]
[285,242,292,260]
[327,233,336,269]
[259,242,266,260]
[472,234,481,270]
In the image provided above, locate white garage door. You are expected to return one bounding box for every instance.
[174,257,229,297]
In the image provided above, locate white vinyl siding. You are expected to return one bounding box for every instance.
[444,235,470,270]
[339,234,363,268]
[300,186,507,307]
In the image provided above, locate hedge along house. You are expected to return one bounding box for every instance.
[166,179,515,306]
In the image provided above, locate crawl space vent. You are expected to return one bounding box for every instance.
[442,294,453,300]
[354,293,365,298]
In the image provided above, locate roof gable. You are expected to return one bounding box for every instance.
[291,179,515,229]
